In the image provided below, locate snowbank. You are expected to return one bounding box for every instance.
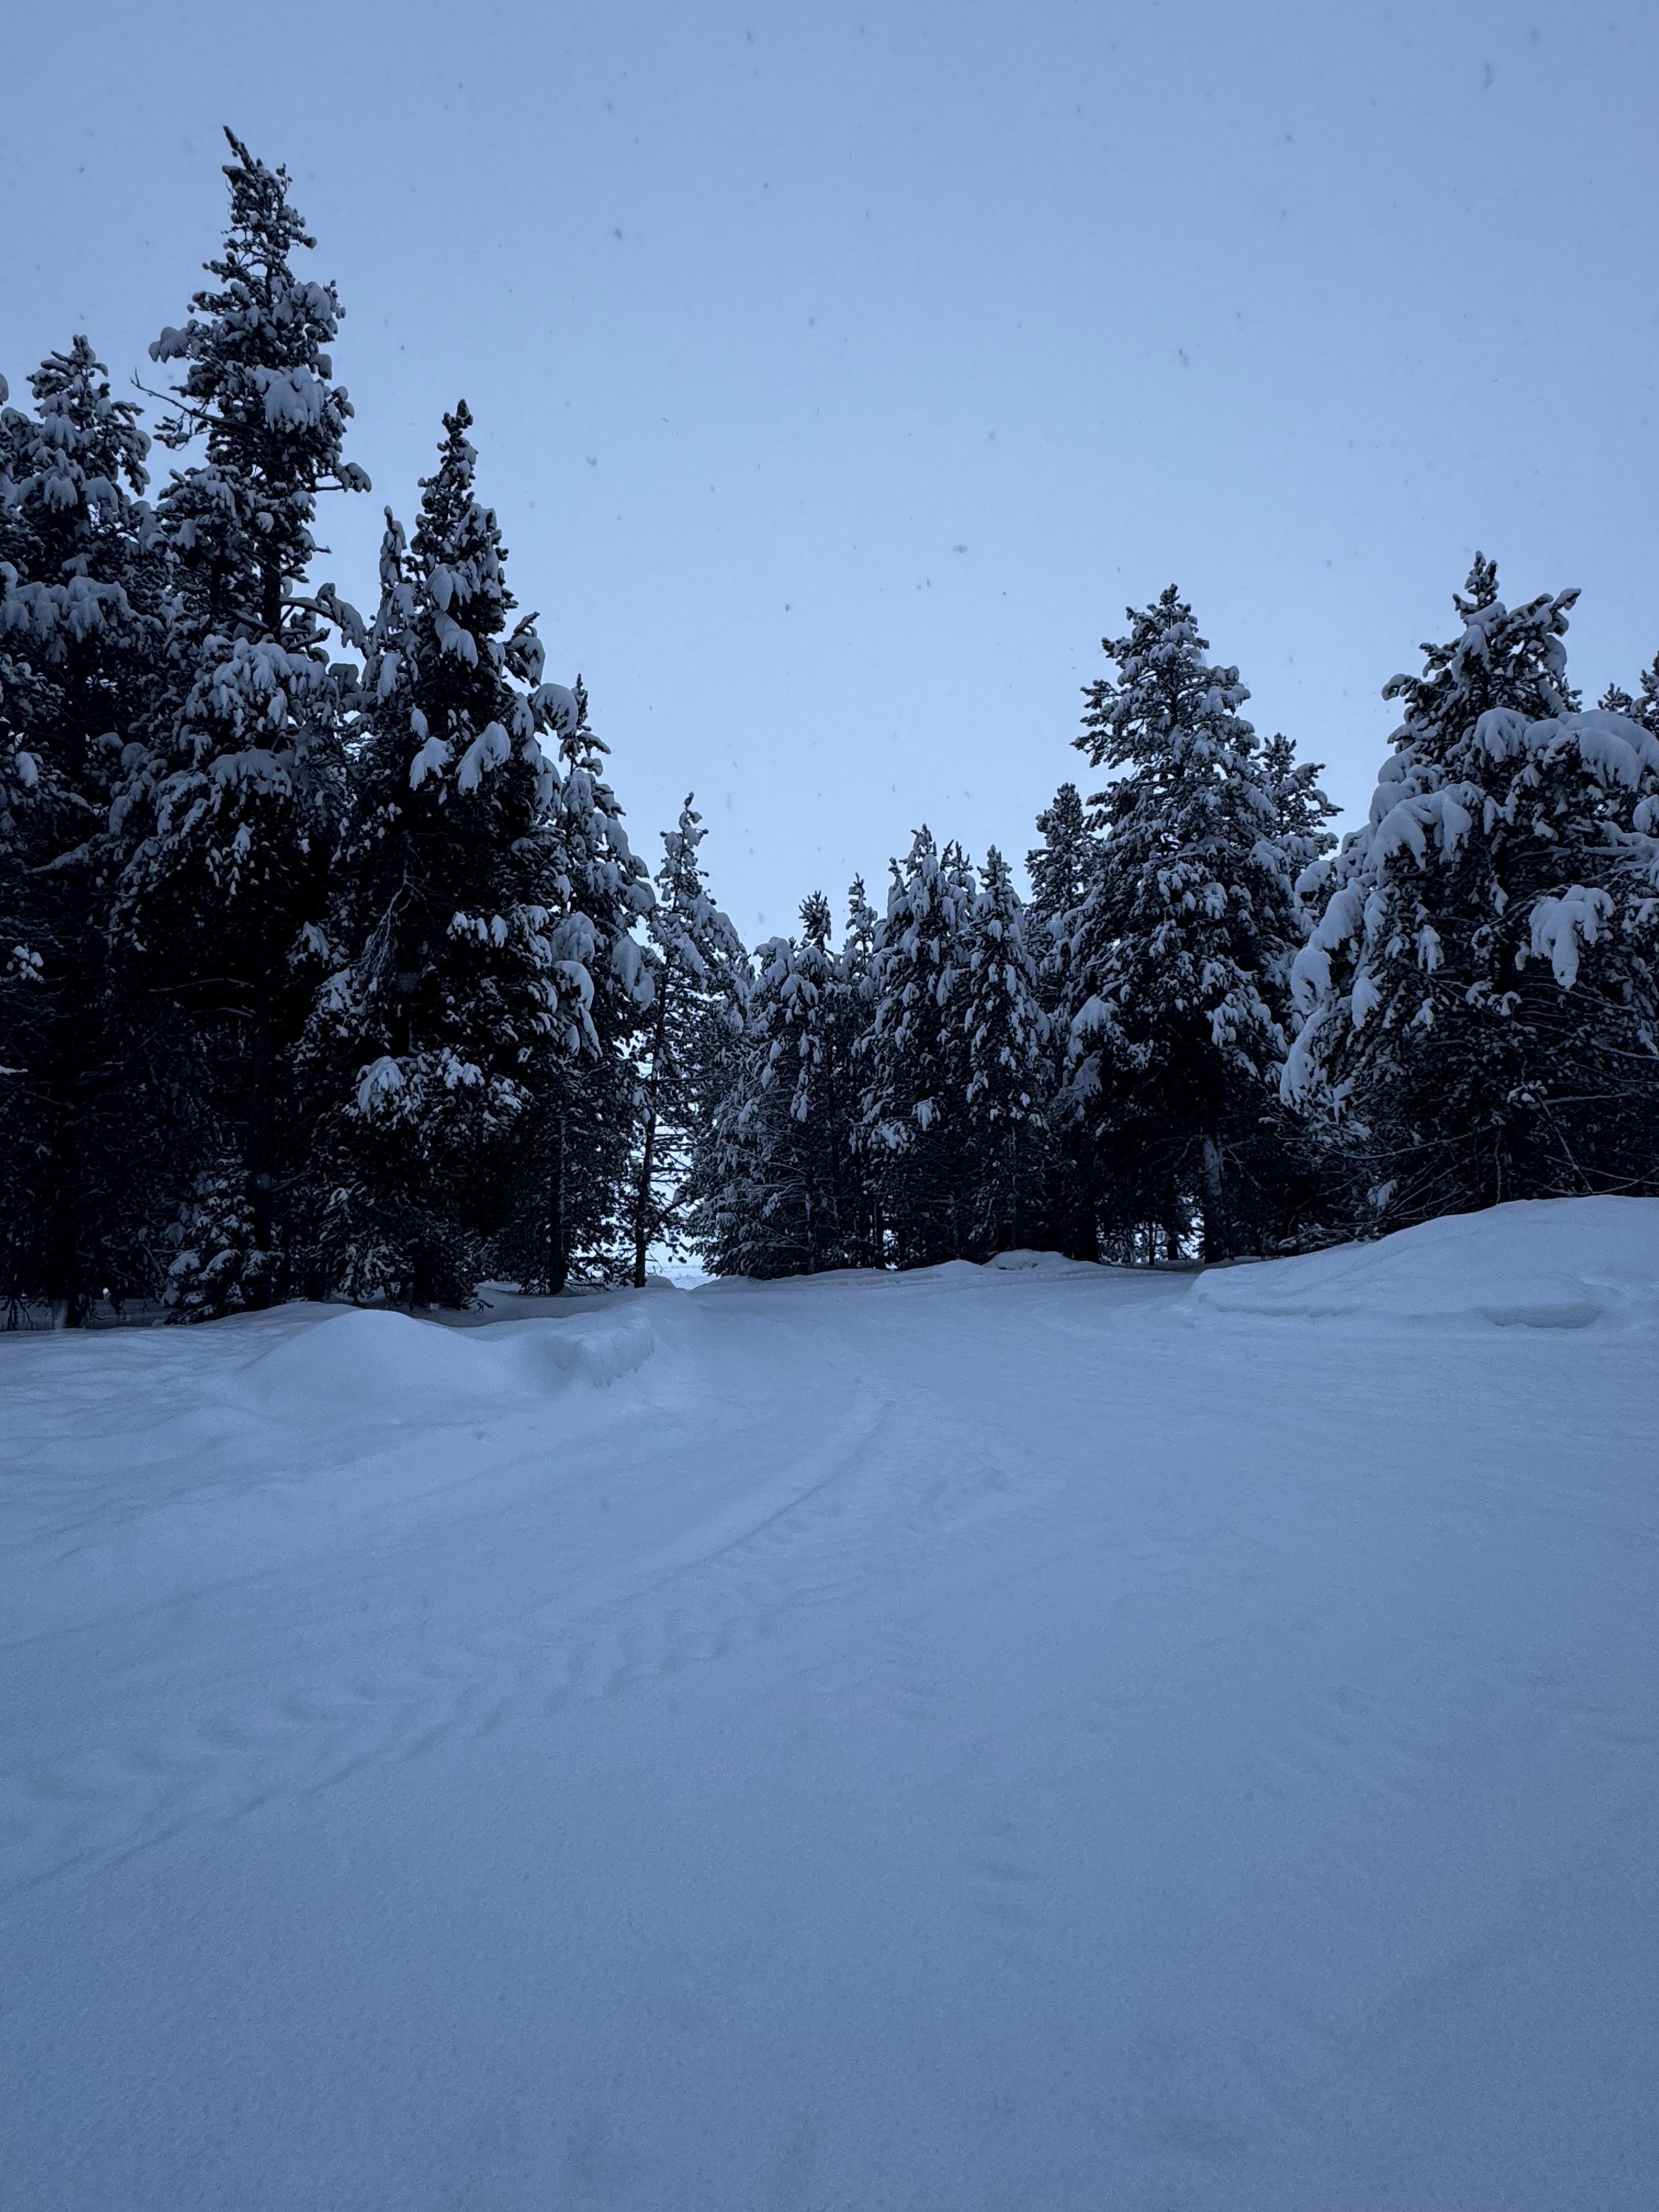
[984,1247,1104,1277]
[236,1297,660,1416]
[1191,1195,1659,1328]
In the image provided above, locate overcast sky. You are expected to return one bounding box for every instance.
[4,0,1655,940]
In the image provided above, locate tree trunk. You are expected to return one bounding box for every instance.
[546,1111,569,1296]
[1067,1141,1099,1263]
[246,1009,276,1306]
[1200,1134,1228,1265]
[261,557,283,641]
[633,1102,658,1289]
[43,1119,83,1328]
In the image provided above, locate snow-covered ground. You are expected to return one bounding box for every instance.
[3,1199,1656,2209]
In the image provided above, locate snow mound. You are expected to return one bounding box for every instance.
[902,1251,1102,1286]
[1190,1196,1659,1328]
[237,1301,657,1414]
[238,1307,499,1412]
[489,1305,659,1389]
[986,1249,1102,1277]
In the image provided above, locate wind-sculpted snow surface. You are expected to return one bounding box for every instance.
[3,1206,1657,2209]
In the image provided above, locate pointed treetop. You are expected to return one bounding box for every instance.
[13,336,150,510]
[1079,583,1255,785]
[1455,552,1500,616]
[1026,780,1091,927]
[145,129,368,650]
[1382,555,1579,747]
[799,890,833,949]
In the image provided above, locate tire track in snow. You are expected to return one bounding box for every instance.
[1,1383,1015,1888]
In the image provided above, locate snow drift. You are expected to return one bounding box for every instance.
[236,1298,659,1415]
[1191,1194,1659,1329]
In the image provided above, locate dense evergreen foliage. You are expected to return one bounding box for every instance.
[3,138,1655,1318]
[1283,561,1659,1224]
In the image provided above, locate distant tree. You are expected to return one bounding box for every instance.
[1262,730,1339,888]
[628,794,749,1284]
[518,690,657,1290]
[1600,651,1659,739]
[860,828,978,1263]
[1025,780,1093,939]
[697,892,868,1277]
[958,846,1051,1252]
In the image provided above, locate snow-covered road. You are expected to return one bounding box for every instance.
[3,1200,1657,2208]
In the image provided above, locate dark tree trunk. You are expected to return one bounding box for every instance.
[1200,1134,1228,1265]
[633,1102,658,1289]
[1009,1125,1022,1254]
[261,557,283,641]
[1066,1142,1099,1263]
[547,1111,569,1296]
[245,1009,278,1306]
[43,1115,84,1329]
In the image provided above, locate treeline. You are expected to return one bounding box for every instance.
[708,569,1659,1276]
[4,138,1658,1321]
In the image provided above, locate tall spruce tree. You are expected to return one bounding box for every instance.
[517,690,657,1291]
[859,828,977,1264]
[308,409,588,1305]
[834,876,882,1259]
[1284,559,1659,1218]
[0,341,167,1319]
[111,132,368,1311]
[1064,588,1308,1260]
[959,846,1051,1252]
[628,795,749,1284]
[1024,779,1102,1258]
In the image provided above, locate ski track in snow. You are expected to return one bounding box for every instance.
[3,1201,1658,2209]
[2,1293,1054,1891]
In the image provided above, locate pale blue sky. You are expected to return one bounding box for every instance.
[4,0,1655,939]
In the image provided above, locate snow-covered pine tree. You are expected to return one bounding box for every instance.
[859,827,977,1264]
[628,795,749,1284]
[1599,652,1659,738]
[842,874,880,993]
[1,370,49,1312]
[309,407,591,1306]
[697,893,867,1277]
[1064,587,1308,1261]
[0,341,168,1319]
[1025,781,1093,940]
[111,132,369,1312]
[958,845,1051,1252]
[1283,558,1659,1219]
[1023,780,1103,1257]
[1262,730,1339,885]
[521,687,657,1290]
[1640,654,1659,737]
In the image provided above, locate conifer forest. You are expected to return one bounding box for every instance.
[5,134,1659,1325]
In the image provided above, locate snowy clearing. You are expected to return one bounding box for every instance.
[3,1198,1657,2209]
